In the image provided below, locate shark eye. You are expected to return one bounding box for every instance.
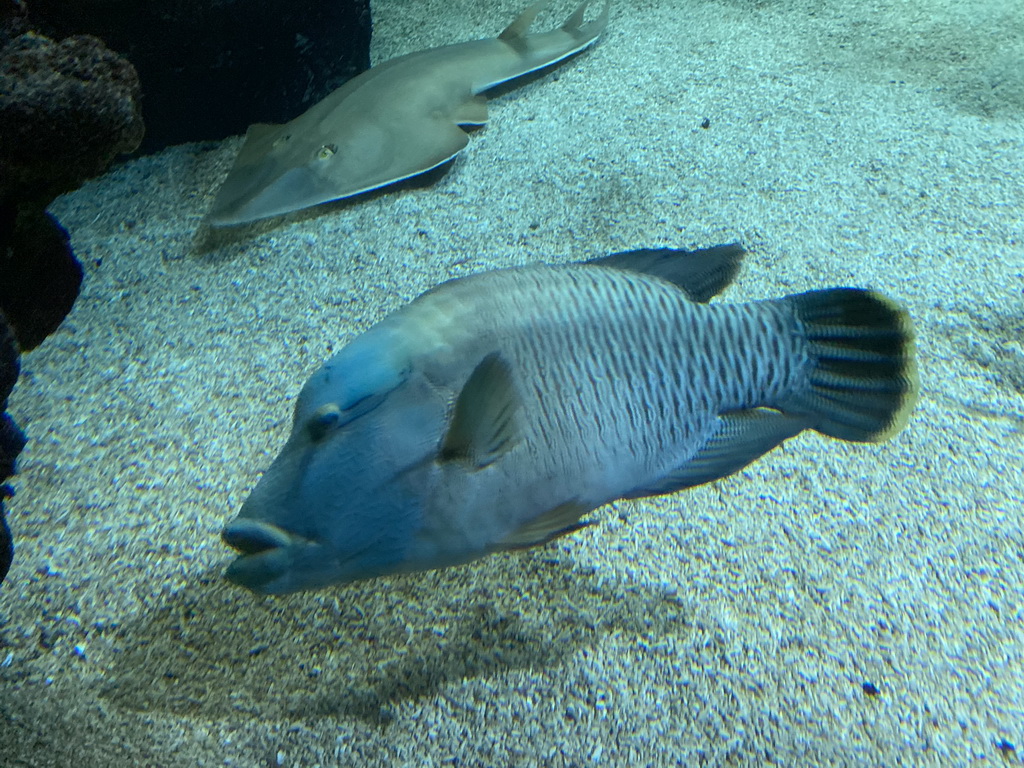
[317,144,337,160]
[308,403,343,441]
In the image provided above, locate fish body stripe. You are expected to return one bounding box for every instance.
[396,265,809,486]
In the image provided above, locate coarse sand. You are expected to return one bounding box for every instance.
[1,0,1022,765]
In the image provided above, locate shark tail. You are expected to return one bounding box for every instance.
[563,0,611,40]
[499,1,610,47]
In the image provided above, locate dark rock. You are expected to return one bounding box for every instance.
[0,205,83,351]
[0,497,11,585]
[0,310,24,586]
[0,21,129,351]
[0,7,145,588]
[0,310,23,481]
[0,305,17,407]
[0,29,144,205]
[0,417,22,480]
[26,0,372,153]
[0,0,29,46]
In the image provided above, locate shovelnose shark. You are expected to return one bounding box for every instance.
[207,0,611,227]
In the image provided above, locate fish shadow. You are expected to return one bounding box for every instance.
[99,546,688,727]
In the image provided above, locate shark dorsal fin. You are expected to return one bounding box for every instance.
[499,0,549,45]
[440,352,521,469]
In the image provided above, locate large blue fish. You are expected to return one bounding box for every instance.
[222,245,918,594]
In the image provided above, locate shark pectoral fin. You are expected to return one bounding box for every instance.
[625,409,810,498]
[452,94,490,126]
[498,0,549,47]
[587,244,746,303]
[493,500,592,551]
[440,352,521,469]
[405,119,472,176]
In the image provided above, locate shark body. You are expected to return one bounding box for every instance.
[207,1,610,227]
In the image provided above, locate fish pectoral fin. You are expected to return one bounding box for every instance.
[587,244,746,303]
[440,352,522,469]
[624,409,810,498]
[493,500,592,551]
[452,94,490,126]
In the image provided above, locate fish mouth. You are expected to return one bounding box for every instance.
[221,519,307,593]
[222,518,294,555]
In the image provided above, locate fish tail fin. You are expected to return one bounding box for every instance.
[784,288,918,442]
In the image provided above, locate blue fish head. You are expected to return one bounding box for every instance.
[222,327,446,594]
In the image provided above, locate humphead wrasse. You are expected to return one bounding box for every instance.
[207,0,610,226]
[222,244,919,594]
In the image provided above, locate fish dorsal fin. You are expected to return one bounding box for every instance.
[498,0,549,46]
[493,500,592,550]
[587,243,746,302]
[624,409,809,498]
[440,352,521,469]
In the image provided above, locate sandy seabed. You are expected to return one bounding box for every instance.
[2,0,1022,765]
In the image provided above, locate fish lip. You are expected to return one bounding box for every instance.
[222,518,329,594]
[222,518,295,555]
[222,522,399,594]
[224,548,291,593]
[221,519,301,593]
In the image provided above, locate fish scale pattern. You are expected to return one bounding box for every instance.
[440,266,811,489]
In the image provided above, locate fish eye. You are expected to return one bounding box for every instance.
[317,144,337,160]
[308,402,343,441]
